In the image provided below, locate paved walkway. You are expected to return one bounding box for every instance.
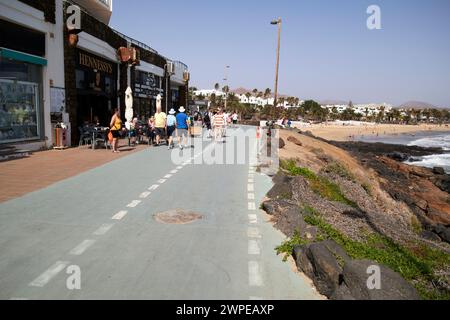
[0,128,321,300]
[0,141,147,203]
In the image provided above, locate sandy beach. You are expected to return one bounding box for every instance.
[296,123,450,141]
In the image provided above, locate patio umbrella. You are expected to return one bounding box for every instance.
[156,94,162,112]
[125,86,133,123]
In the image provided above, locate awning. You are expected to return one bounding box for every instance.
[0,47,47,66]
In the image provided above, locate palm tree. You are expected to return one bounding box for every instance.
[245,92,252,104]
[252,88,258,96]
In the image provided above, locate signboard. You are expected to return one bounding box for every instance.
[50,87,66,113]
[133,70,163,99]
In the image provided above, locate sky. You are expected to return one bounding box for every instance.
[110,0,450,107]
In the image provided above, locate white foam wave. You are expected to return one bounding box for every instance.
[407,134,450,150]
[407,154,450,173]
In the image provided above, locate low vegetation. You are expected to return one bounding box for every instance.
[277,205,450,300]
[280,159,357,207]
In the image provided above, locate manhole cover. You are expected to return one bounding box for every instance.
[154,209,203,225]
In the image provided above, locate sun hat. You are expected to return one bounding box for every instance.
[169,108,176,115]
[179,106,186,113]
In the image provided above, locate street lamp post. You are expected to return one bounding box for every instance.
[271,18,282,118]
[224,65,230,111]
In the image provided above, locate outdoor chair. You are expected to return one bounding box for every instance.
[78,127,92,146]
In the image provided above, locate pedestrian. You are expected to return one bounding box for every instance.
[147,116,156,145]
[154,105,167,146]
[109,108,122,153]
[213,108,225,142]
[203,111,212,138]
[176,106,189,150]
[232,112,238,126]
[167,108,177,150]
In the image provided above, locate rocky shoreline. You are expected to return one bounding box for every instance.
[261,129,450,300]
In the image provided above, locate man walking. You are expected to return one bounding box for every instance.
[213,108,225,143]
[166,108,177,149]
[176,106,189,150]
[154,105,167,146]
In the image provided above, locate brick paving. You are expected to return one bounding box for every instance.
[0,141,148,203]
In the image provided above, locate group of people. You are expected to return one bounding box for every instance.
[203,109,239,142]
[108,106,239,153]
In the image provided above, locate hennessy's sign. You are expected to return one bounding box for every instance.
[78,52,113,74]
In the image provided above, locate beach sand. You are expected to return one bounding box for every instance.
[296,123,450,141]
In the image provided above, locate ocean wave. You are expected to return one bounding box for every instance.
[407,134,450,150]
[406,153,450,173]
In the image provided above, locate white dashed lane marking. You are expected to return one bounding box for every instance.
[164,174,172,179]
[112,210,128,220]
[177,166,183,170]
[148,185,159,191]
[248,179,254,183]
[69,239,96,256]
[247,184,254,192]
[139,191,151,199]
[248,240,260,255]
[29,261,69,287]
[247,227,261,239]
[248,214,258,224]
[248,261,264,287]
[170,169,178,174]
[248,193,255,200]
[93,223,114,236]
[127,200,141,208]
[248,202,256,210]
[158,179,166,184]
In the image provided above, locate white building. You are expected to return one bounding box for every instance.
[0,0,66,150]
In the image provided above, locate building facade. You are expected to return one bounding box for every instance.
[0,0,189,149]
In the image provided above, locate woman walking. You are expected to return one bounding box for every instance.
[147,116,156,145]
[109,108,122,153]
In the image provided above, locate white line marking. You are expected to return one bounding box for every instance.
[248,202,256,210]
[29,261,69,287]
[127,200,141,208]
[93,223,114,236]
[139,191,151,199]
[248,240,260,255]
[148,184,159,191]
[177,166,183,170]
[247,227,261,238]
[170,169,178,174]
[248,174,254,178]
[69,239,96,255]
[158,179,166,184]
[164,174,172,179]
[112,210,128,220]
[247,184,254,192]
[248,261,264,287]
[248,193,255,200]
[248,214,258,224]
[248,179,254,183]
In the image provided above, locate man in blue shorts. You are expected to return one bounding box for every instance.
[176,106,189,150]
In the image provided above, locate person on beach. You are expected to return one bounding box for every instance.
[109,108,122,153]
[176,106,189,150]
[154,106,167,146]
[166,108,177,150]
[232,112,238,126]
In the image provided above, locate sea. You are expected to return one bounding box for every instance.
[356,131,450,173]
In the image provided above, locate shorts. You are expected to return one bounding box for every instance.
[167,126,176,137]
[233,120,237,124]
[155,127,165,137]
[129,129,136,137]
[177,128,188,137]
[111,130,120,138]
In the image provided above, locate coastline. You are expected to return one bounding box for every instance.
[295,123,450,142]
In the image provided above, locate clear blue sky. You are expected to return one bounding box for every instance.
[110,0,450,107]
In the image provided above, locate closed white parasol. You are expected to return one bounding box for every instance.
[125,86,133,124]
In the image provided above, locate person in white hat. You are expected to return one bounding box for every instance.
[176,106,189,149]
[166,108,177,150]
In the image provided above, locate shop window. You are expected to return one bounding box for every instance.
[0,80,41,143]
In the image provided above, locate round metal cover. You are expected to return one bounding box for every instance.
[154,209,203,225]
